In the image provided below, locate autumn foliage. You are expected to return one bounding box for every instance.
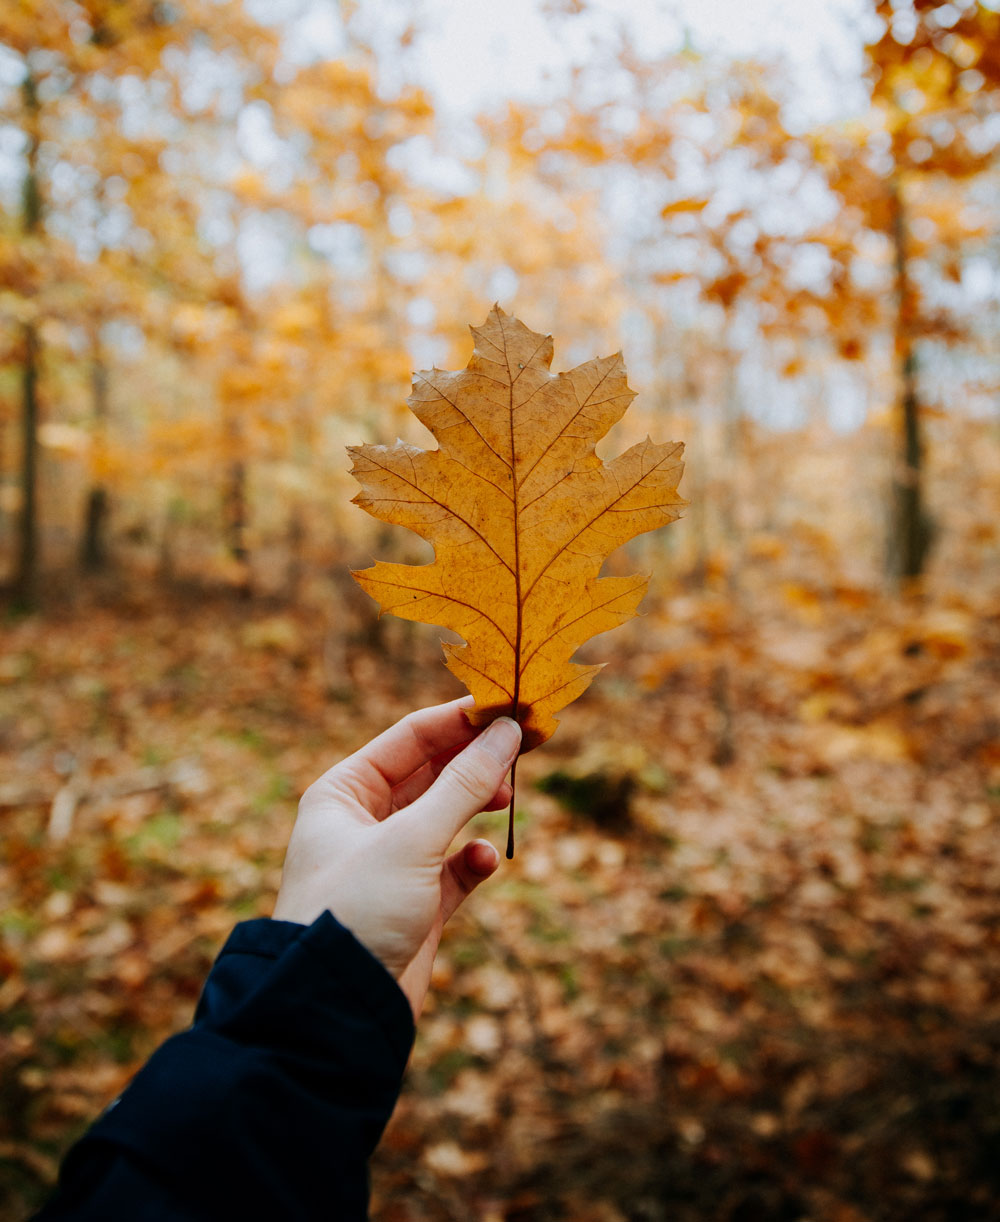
[351,308,685,752]
[2,1,1000,1219]
[351,308,684,854]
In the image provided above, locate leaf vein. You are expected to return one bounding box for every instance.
[518,585,639,675]
[363,450,514,576]
[522,450,678,605]
[415,372,512,472]
[517,360,618,488]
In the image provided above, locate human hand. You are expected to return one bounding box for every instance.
[273,698,521,1016]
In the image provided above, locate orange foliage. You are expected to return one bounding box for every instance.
[350,308,685,753]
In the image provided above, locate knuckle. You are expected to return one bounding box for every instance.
[442,753,493,804]
[298,781,323,814]
[403,709,436,756]
[447,857,475,900]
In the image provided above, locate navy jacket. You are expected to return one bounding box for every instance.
[34,912,415,1221]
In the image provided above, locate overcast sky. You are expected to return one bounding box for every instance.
[283,0,875,123]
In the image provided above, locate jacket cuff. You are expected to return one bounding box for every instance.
[60,912,415,1220]
[199,911,415,1062]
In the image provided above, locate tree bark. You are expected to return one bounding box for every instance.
[224,458,251,598]
[888,180,932,583]
[81,343,110,571]
[13,323,40,609]
[13,69,42,609]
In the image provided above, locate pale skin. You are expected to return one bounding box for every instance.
[273,697,522,1016]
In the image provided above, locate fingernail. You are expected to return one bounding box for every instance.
[479,717,521,765]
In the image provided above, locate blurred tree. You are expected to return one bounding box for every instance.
[0,0,281,593]
[271,54,436,440]
[522,9,1000,587]
[13,66,41,607]
[856,0,1000,581]
[520,51,862,575]
[424,103,626,359]
[151,50,444,591]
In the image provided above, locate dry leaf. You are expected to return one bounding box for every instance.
[349,307,685,846]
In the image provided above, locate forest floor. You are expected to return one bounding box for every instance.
[1,565,999,1221]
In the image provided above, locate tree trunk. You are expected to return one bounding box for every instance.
[81,486,110,572]
[224,458,252,598]
[81,343,110,571]
[888,181,932,583]
[13,323,40,609]
[13,69,41,609]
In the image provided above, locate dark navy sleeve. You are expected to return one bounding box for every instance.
[33,911,415,1222]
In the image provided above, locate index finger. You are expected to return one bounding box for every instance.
[351,697,479,791]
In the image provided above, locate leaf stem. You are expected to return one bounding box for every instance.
[506,755,519,859]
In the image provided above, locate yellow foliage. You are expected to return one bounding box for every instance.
[350,307,686,753]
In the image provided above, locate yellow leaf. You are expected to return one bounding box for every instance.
[349,308,685,849]
[660,198,709,217]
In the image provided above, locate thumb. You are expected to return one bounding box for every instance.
[402,717,521,851]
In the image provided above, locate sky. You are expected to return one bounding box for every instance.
[0,0,877,217]
[286,0,875,124]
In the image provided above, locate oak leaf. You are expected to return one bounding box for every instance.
[349,307,685,845]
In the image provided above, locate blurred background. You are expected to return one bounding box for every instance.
[1,1,999,1218]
